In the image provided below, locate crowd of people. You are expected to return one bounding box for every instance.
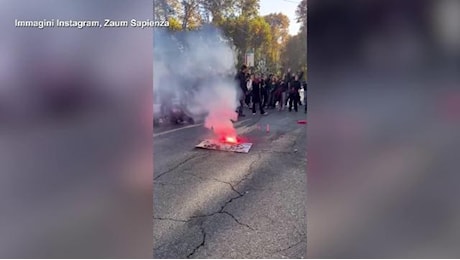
[235,64,307,117]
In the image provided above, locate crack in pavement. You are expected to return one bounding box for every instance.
[183,199,255,258]
[155,149,267,258]
[188,191,249,225]
[153,217,189,222]
[208,177,243,196]
[234,153,263,188]
[271,238,307,255]
[154,152,208,180]
[221,211,255,231]
[155,179,255,233]
[188,173,244,196]
[155,190,254,231]
[187,225,206,258]
[155,113,306,258]
[154,181,188,186]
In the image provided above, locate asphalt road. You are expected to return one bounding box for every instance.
[153,107,307,259]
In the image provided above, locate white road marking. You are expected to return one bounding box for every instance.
[153,118,252,137]
[153,123,202,137]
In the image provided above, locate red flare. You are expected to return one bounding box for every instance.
[225,136,237,144]
[297,120,307,124]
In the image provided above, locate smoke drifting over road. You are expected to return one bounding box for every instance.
[153,26,240,138]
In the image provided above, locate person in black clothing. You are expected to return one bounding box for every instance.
[235,65,248,117]
[272,77,281,108]
[283,70,293,107]
[297,71,305,106]
[289,75,301,112]
[251,74,267,115]
[261,74,270,109]
[265,74,274,108]
[280,78,288,110]
[285,68,293,84]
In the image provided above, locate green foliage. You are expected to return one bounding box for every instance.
[248,16,271,49]
[280,28,306,76]
[236,0,260,18]
[167,17,182,31]
[264,13,290,45]
[280,0,307,75]
[200,0,237,23]
[295,0,307,25]
[262,13,290,73]
[155,0,307,71]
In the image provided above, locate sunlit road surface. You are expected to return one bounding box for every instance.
[153,107,307,258]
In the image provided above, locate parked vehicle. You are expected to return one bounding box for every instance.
[153,97,194,126]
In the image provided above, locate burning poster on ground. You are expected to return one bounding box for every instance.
[196,138,253,153]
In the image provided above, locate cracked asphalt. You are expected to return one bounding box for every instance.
[153,107,307,258]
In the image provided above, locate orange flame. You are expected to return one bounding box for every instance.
[225,136,237,144]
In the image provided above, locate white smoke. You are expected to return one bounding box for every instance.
[153,26,240,138]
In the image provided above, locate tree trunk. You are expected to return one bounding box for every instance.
[182,2,189,30]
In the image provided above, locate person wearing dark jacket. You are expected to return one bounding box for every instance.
[283,70,293,107]
[251,74,267,115]
[266,74,275,108]
[280,78,288,110]
[235,65,248,117]
[297,71,305,106]
[261,75,270,109]
[272,77,281,109]
[289,75,301,112]
[285,68,293,85]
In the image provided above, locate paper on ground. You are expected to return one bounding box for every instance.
[196,139,252,153]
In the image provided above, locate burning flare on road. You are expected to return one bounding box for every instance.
[225,136,237,143]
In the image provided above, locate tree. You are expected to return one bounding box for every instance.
[248,16,271,48]
[281,30,306,74]
[235,0,260,18]
[200,0,237,24]
[155,0,279,70]
[219,16,251,65]
[263,13,290,72]
[248,16,272,68]
[264,13,290,45]
[281,0,307,75]
[179,0,203,29]
[158,0,202,30]
[295,0,307,25]
[218,15,272,67]
[154,0,176,20]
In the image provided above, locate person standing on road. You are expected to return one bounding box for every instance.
[271,76,279,109]
[273,77,283,110]
[265,74,274,109]
[289,75,301,112]
[269,75,278,109]
[261,74,270,109]
[297,71,305,106]
[236,65,249,117]
[284,69,293,107]
[245,73,253,108]
[280,75,288,111]
[251,74,268,115]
